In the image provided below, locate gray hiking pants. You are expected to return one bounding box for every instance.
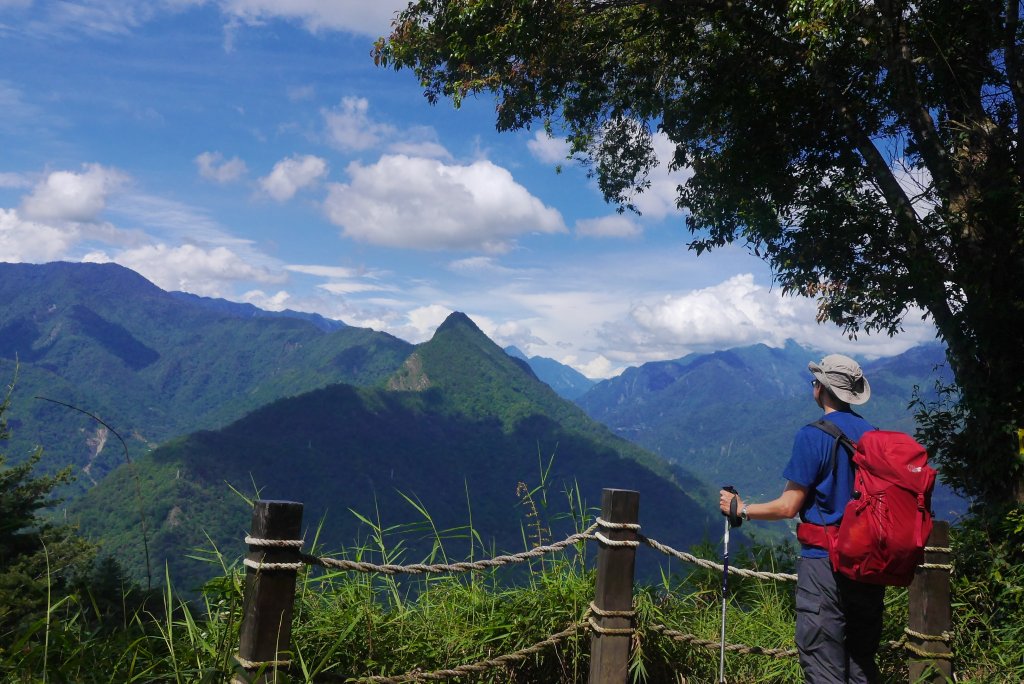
[795,557,886,683]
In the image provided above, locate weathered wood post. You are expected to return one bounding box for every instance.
[907,520,953,682]
[588,489,640,684]
[236,500,304,683]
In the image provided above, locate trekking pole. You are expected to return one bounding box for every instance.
[719,485,742,684]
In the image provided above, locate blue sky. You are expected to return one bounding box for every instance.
[0,1,936,377]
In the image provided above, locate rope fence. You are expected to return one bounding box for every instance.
[235,493,954,683]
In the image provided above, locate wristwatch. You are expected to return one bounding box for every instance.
[740,505,750,521]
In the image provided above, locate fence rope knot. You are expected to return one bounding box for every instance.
[901,626,954,659]
[594,516,641,548]
[243,533,306,571]
[595,517,641,531]
[587,600,635,636]
[919,545,953,571]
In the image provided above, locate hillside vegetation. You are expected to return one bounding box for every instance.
[575,340,965,522]
[0,262,412,490]
[71,313,712,590]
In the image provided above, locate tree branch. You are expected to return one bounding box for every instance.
[819,72,967,357]
[1004,0,1024,176]
[873,0,958,199]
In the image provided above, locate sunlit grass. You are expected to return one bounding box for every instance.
[3,496,1021,683]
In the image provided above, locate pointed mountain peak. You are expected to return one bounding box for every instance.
[387,309,546,408]
[504,345,528,361]
[433,311,482,336]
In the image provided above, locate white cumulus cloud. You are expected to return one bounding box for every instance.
[628,273,806,350]
[405,304,455,341]
[21,164,127,222]
[195,151,248,183]
[241,288,291,310]
[322,98,449,158]
[259,154,328,202]
[575,214,641,239]
[0,208,80,261]
[85,243,286,297]
[527,131,571,164]
[323,155,566,252]
[322,96,395,152]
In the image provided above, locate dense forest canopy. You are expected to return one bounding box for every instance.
[376,0,1024,508]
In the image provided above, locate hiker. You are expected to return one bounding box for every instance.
[718,354,885,683]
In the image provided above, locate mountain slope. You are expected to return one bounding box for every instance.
[504,346,596,400]
[575,340,964,519]
[0,262,412,490]
[72,313,716,589]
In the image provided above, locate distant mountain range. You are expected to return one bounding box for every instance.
[169,291,349,332]
[1,262,964,589]
[572,340,965,520]
[504,346,596,400]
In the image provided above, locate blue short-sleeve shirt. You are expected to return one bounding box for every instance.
[783,410,874,558]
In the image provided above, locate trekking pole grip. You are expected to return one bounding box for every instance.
[721,485,743,528]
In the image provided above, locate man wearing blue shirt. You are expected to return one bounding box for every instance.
[719,354,885,683]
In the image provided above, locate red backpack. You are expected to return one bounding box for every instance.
[796,420,937,587]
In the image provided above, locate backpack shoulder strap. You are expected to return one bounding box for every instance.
[807,419,855,479]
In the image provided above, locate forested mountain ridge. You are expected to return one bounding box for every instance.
[71,312,714,590]
[574,339,964,519]
[0,261,412,490]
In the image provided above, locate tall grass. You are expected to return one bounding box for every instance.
[3,499,1020,683]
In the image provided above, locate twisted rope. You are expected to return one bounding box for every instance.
[243,558,304,571]
[905,627,953,642]
[648,624,798,658]
[594,531,641,547]
[354,616,587,682]
[245,536,304,548]
[244,535,306,572]
[588,617,634,635]
[301,524,597,575]
[919,545,953,571]
[235,654,292,669]
[900,627,954,660]
[588,601,634,618]
[902,641,954,660]
[587,600,635,636]
[639,534,798,582]
[595,517,641,531]
[918,562,953,571]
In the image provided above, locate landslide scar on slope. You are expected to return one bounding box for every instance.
[386,352,431,391]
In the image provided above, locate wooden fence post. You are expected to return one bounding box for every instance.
[588,489,640,684]
[907,520,952,683]
[237,500,304,683]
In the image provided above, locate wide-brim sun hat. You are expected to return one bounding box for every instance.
[808,354,871,405]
